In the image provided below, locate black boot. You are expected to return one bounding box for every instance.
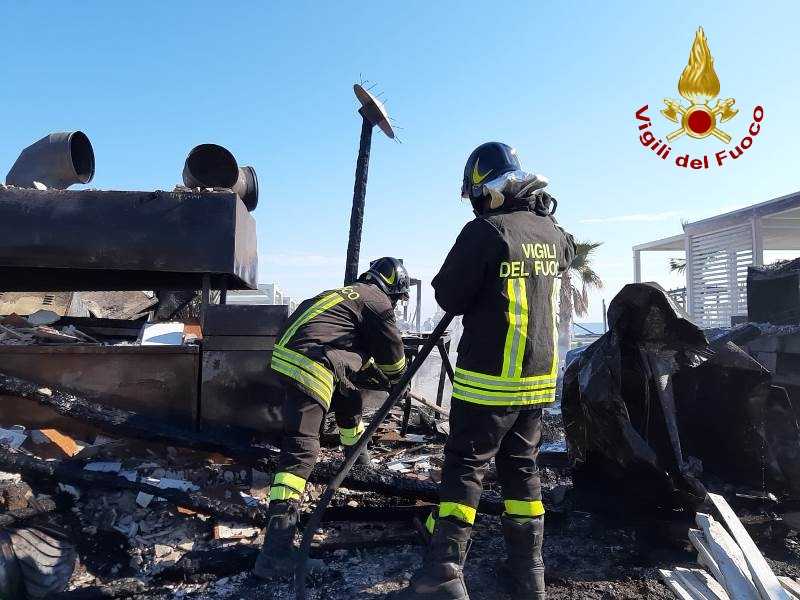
[497,515,545,600]
[344,443,372,467]
[253,501,298,580]
[396,518,471,600]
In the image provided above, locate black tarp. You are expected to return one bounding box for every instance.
[563,283,800,510]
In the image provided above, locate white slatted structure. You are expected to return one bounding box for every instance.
[633,191,800,329]
[688,225,753,328]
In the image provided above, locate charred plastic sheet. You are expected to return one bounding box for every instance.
[563,283,800,510]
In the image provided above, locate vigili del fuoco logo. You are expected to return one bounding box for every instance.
[635,27,764,170]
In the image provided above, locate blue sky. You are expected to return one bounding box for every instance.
[2,1,798,321]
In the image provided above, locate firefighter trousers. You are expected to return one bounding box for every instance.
[270,383,364,502]
[429,400,544,529]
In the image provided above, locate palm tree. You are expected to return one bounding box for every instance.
[558,241,603,366]
[669,257,687,273]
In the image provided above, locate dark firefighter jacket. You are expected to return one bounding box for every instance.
[432,205,576,407]
[270,282,406,409]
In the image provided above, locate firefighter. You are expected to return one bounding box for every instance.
[254,257,410,580]
[398,143,576,600]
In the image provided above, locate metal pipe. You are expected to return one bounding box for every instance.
[182,144,259,211]
[6,131,94,189]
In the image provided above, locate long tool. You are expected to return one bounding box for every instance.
[294,313,455,599]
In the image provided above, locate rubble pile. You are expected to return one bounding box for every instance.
[0,314,95,346]
[0,386,528,598]
[0,313,198,348]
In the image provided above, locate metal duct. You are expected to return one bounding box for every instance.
[6,131,95,189]
[182,144,258,211]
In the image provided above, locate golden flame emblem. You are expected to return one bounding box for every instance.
[661,27,738,143]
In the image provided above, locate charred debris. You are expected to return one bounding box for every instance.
[0,131,798,598]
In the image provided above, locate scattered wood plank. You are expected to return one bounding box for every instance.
[708,492,793,600]
[409,392,449,418]
[689,528,724,584]
[660,569,699,600]
[691,568,732,600]
[695,512,759,600]
[675,567,730,600]
[778,576,800,599]
[213,523,259,540]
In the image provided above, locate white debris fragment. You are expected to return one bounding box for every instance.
[239,492,262,508]
[84,461,122,473]
[156,478,198,492]
[27,310,61,326]
[213,523,259,540]
[0,471,22,483]
[0,427,27,449]
[58,483,81,498]
[140,322,185,346]
[136,492,154,508]
[32,181,47,190]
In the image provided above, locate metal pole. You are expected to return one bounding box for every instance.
[415,280,422,333]
[344,111,374,285]
[602,298,608,332]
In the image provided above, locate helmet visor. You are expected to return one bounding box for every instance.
[482,170,549,199]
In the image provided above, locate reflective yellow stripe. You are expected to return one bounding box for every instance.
[269,472,307,502]
[376,354,406,375]
[453,383,555,399]
[273,472,307,493]
[549,280,559,376]
[273,346,333,385]
[278,292,344,346]
[271,356,334,408]
[452,385,556,406]
[339,420,365,446]
[269,486,301,501]
[500,278,529,378]
[504,278,528,377]
[454,368,556,390]
[501,278,519,377]
[271,354,333,398]
[504,499,545,518]
[425,512,436,534]
[439,502,477,525]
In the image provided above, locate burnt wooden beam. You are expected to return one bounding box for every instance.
[0,372,278,462]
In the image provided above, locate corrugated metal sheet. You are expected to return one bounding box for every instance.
[689,224,752,327]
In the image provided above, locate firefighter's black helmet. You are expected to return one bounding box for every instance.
[360,257,410,300]
[461,142,521,201]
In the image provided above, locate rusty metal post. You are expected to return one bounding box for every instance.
[344,112,374,285]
